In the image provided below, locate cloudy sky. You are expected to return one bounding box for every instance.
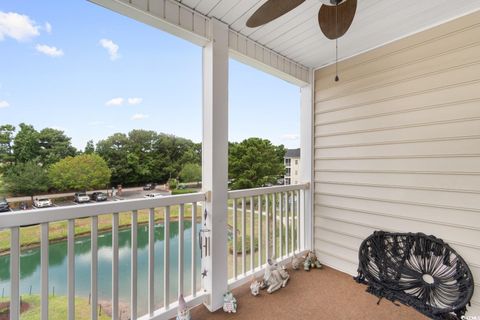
[0,0,300,150]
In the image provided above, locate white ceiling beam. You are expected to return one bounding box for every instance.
[88,0,310,85]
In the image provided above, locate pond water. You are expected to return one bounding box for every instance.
[0,221,202,316]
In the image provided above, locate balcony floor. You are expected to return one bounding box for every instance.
[189,266,428,320]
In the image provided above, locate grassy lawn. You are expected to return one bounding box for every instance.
[0,205,199,254]
[0,295,110,320]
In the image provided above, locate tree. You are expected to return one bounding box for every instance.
[96,133,134,186]
[4,161,49,200]
[179,163,201,183]
[49,154,111,191]
[229,138,285,190]
[38,128,77,166]
[13,123,40,164]
[0,124,15,169]
[84,140,95,154]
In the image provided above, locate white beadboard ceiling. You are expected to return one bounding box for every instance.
[177,0,480,69]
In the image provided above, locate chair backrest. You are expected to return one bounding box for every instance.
[355,231,475,320]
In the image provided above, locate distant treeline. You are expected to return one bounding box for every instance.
[0,123,286,197]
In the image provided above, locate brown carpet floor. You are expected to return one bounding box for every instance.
[189,266,428,320]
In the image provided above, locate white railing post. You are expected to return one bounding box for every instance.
[300,77,313,251]
[202,18,229,312]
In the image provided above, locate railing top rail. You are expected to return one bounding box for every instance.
[228,183,308,199]
[0,192,206,229]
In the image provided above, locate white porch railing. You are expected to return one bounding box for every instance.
[227,183,309,289]
[0,193,207,320]
[0,184,309,320]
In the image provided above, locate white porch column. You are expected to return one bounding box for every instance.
[300,73,313,251]
[201,18,229,311]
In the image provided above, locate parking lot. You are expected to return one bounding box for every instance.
[5,186,173,212]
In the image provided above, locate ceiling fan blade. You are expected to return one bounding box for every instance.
[318,0,357,39]
[246,0,305,28]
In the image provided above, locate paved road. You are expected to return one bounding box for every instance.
[6,186,173,211]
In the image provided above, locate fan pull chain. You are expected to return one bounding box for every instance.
[335,2,339,82]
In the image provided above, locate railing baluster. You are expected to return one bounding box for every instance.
[91,216,98,320]
[164,206,171,309]
[41,223,49,320]
[289,191,297,253]
[10,227,20,320]
[241,197,246,276]
[296,190,301,252]
[112,213,119,320]
[232,199,237,279]
[265,193,269,263]
[191,202,197,297]
[250,196,254,271]
[258,195,262,267]
[279,192,283,258]
[148,208,155,317]
[273,193,276,258]
[131,211,138,320]
[67,219,75,320]
[285,192,290,256]
[178,205,185,297]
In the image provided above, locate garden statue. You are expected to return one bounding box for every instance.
[223,291,237,313]
[291,253,303,270]
[250,277,262,296]
[263,258,290,293]
[304,250,323,271]
[176,294,191,320]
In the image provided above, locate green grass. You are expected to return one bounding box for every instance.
[0,295,110,320]
[171,188,197,195]
[0,205,200,253]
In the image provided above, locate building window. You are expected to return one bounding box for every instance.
[285,168,291,176]
[285,158,291,166]
[295,159,298,165]
[285,178,291,185]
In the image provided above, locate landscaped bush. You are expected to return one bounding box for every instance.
[167,178,178,190]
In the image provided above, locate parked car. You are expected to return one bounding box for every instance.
[34,198,53,208]
[0,198,10,212]
[74,192,90,203]
[144,193,163,198]
[143,183,156,191]
[91,192,108,202]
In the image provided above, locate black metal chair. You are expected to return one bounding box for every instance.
[355,231,475,320]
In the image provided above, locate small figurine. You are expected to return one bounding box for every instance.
[263,258,290,293]
[176,294,191,320]
[291,253,303,270]
[223,291,237,313]
[304,250,323,271]
[250,277,262,296]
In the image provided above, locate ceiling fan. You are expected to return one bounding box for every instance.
[246,0,358,81]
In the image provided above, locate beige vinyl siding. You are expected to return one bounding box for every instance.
[313,10,480,313]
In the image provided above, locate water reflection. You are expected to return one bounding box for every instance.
[0,221,201,316]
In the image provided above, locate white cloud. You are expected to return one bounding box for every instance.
[35,44,64,57]
[0,11,40,42]
[44,22,52,33]
[131,113,149,121]
[105,97,124,106]
[0,100,9,108]
[99,38,120,61]
[128,97,143,105]
[281,134,300,141]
